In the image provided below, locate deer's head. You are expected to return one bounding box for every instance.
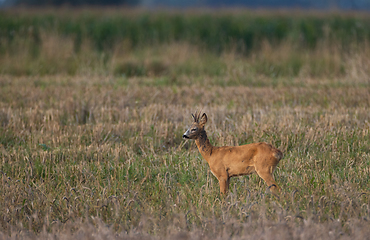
[183,111,208,140]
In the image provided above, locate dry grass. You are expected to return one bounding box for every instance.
[1,71,370,239]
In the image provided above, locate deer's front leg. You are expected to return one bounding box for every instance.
[218,176,230,194]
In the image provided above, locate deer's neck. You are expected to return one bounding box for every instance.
[195,130,214,161]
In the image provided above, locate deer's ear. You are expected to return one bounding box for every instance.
[199,113,207,126]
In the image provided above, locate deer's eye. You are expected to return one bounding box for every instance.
[191,128,197,132]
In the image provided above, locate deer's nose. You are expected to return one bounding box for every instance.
[183,134,189,139]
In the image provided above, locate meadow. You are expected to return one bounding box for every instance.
[0,9,370,239]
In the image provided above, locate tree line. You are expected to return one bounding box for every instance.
[15,0,139,6]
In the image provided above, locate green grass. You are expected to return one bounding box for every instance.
[1,9,370,78]
[1,10,370,53]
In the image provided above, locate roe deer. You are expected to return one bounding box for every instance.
[182,111,283,195]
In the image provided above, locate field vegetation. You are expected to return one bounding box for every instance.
[0,8,370,239]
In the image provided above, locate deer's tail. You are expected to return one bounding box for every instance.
[273,149,284,161]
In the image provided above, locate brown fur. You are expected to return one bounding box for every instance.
[183,111,283,195]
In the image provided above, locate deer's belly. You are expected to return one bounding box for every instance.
[228,166,255,177]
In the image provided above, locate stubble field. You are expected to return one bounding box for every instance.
[1,9,370,239]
